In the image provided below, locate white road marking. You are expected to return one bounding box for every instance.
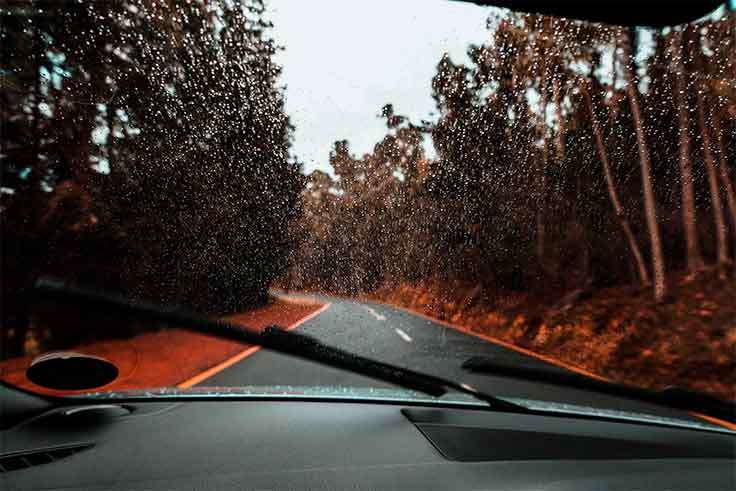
[363,306,387,321]
[395,328,413,343]
[362,305,410,341]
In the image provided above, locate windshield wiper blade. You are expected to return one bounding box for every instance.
[462,356,736,424]
[257,327,525,412]
[31,278,527,413]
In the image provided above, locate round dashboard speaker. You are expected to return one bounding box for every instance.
[26,352,119,391]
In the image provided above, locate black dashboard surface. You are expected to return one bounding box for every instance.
[2,400,735,490]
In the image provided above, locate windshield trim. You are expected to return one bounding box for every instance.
[54,386,736,435]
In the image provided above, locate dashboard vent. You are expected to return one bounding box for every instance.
[0,443,93,473]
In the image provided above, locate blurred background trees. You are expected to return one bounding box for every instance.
[1,0,301,357]
[285,9,735,303]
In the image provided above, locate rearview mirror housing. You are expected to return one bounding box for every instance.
[455,0,726,27]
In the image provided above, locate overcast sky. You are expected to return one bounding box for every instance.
[266,0,494,175]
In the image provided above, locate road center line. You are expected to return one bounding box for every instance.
[395,328,413,343]
[363,306,386,321]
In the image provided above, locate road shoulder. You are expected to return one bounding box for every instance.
[0,299,327,396]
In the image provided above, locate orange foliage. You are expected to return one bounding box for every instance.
[0,301,322,397]
[371,270,736,401]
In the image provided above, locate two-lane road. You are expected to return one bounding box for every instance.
[198,295,711,423]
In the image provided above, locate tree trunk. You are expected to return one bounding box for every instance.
[30,20,45,186]
[582,83,650,285]
[530,22,555,280]
[553,77,566,162]
[620,30,667,301]
[697,91,730,269]
[731,11,736,80]
[107,100,115,171]
[672,31,704,273]
[535,70,550,278]
[714,118,736,265]
[535,137,549,276]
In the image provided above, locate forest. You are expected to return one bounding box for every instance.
[286,13,736,300]
[279,10,736,396]
[1,1,735,396]
[1,0,303,357]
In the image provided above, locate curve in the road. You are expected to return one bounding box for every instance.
[188,295,727,429]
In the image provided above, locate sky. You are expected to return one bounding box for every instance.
[266,0,494,175]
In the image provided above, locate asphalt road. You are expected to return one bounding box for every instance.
[199,295,708,423]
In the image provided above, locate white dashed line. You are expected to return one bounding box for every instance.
[363,306,387,321]
[395,328,413,343]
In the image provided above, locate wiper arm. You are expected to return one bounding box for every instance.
[31,278,527,413]
[463,356,736,424]
[257,327,524,413]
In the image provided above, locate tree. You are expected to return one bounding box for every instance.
[695,24,729,276]
[713,117,736,267]
[619,29,668,301]
[2,0,302,357]
[671,29,705,274]
[284,8,735,308]
[696,89,730,270]
[580,82,650,285]
[286,105,431,294]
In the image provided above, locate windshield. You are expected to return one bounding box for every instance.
[1,0,734,420]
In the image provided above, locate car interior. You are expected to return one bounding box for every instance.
[1,2,735,490]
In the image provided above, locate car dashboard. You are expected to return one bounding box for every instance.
[2,396,735,490]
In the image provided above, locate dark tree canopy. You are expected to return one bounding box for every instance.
[284,11,736,300]
[1,0,301,356]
